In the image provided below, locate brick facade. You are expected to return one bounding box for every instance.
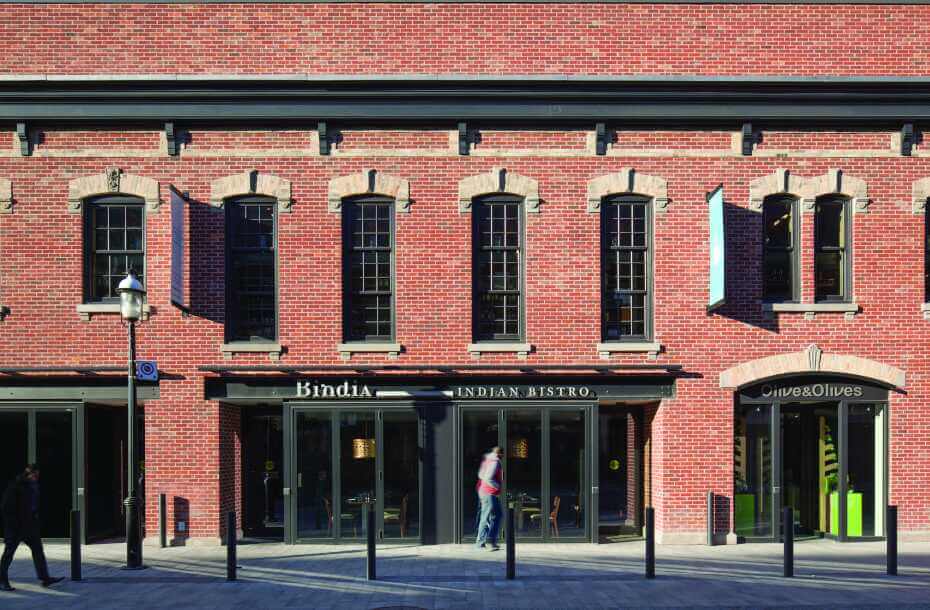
[1,3,929,544]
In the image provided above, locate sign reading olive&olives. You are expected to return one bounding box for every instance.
[739,376,889,403]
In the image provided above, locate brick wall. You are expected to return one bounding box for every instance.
[1,3,929,542]
[3,4,930,76]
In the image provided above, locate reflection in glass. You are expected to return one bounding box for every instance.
[549,410,585,538]
[296,412,332,539]
[763,196,795,300]
[383,411,419,539]
[243,414,284,537]
[781,404,838,537]
[339,412,376,539]
[461,411,499,539]
[506,410,542,540]
[734,405,772,538]
[847,404,885,537]
[0,413,28,537]
[36,411,73,538]
[815,199,847,301]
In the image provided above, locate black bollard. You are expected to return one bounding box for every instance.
[783,506,793,578]
[159,494,167,548]
[366,502,376,581]
[887,505,898,576]
[226,511,237,582]
[506,502,515,580]
[70,509,82,582]
[706,491,714,546]
[645,507,655,579]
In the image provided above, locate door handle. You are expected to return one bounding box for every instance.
[298,473,303,488]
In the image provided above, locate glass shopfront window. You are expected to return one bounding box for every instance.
[734,404,773,539]
[292,407,420,543]
[460,405,589,543]
[847,404,886,538]
[734,377,889,542]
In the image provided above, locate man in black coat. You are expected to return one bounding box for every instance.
[0,464,63,591]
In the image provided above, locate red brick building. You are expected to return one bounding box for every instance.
[0,2,928,546]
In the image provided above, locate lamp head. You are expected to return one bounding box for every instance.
[117,270,146,322]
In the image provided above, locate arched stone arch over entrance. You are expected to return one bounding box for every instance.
[719,344,905,391]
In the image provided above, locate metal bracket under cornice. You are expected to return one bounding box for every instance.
[741,123,756,156]
[901,123,915,156]
[595,123,608,156]
[15,122,29,156]
[458,122,470,155]
[318,122,330,155]
[164,121,178,156]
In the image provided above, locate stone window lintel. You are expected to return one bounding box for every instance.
[458,167,539,214]
[586,168,669,214]
[68,168,161,215]
[210,170,293,213]
[328,169,410,214]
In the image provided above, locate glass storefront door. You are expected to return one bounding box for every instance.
[460,406,589,542]
[291,407,420,543]
[733,382,888,542]
[242,411,284,538]
[0,405,79,540]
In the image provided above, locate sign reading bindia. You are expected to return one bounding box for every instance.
[297,381,373,399]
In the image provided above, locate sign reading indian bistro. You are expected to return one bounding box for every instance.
[452,385,594,399]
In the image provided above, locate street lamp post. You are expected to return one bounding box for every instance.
[117,270,146,570]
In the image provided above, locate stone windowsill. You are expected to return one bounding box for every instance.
[221,342,283,362]
[597,342,662,360]
[922,303,930,320]
[468,342,532,358]
[77,302,152,321]
[337,342,402,360]
[764,302,859,320]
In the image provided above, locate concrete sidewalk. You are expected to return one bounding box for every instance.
[1,539,928,608]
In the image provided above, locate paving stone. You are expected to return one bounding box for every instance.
[0,540,928,608]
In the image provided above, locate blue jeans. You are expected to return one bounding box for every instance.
[475,493,501,546]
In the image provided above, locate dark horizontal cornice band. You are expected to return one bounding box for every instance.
[2,76,930,125]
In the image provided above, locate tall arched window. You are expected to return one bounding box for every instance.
[342,195,395,342]
[226,196,277,342]
[473,194,524,342]
[602,195,651,341]
[815,196,851,302]
[84,195,146,302]
[762,195,798,302]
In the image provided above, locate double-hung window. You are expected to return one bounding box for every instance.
[602,196,650,341]
[343,196,394,342]
[85,196,145,302]
[762,196,798,302]
[226,197,277,342]
[815,197,850,302]
[473,195,523,342]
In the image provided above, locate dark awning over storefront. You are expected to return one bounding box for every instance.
[203,367,677,404]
